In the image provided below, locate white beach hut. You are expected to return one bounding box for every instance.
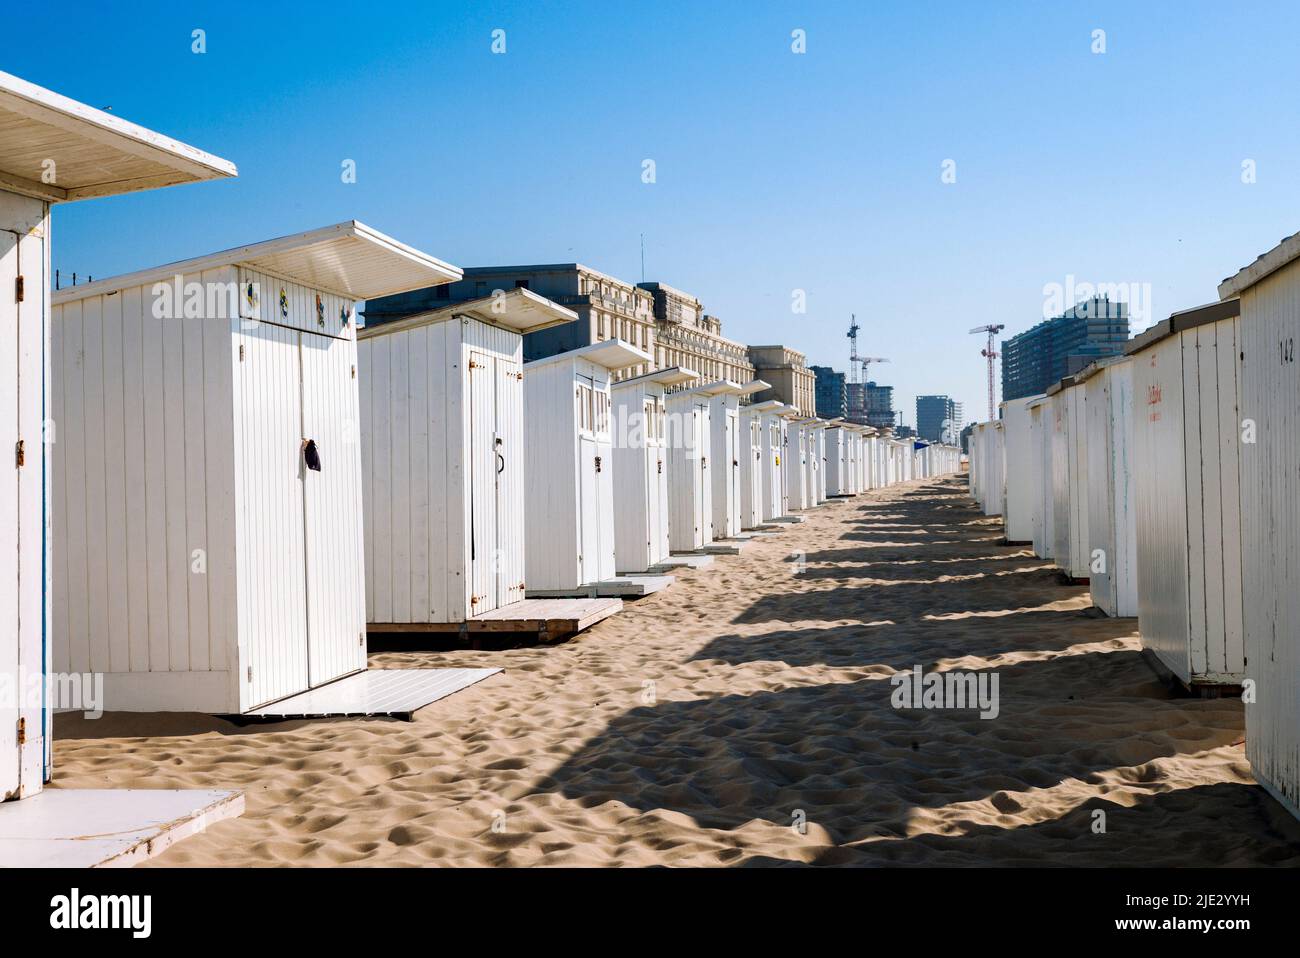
[664,381,721,551]
[523,339,654,595]
[708,380,769,541]
[738,399,772,529]
[1027,396,1055,560]
[1126,299,1245,689]
[1220,236,1300,819]
[825,426,853,496]
[359,288,591,627]
[1000,396,1042,543]
[52,222,459,714]
[0,72,241,854]
[744,400,791,522]
[1078,356,1138,617]
[1046,376,1090,580]
[783,419,810,511]
[610,365,697,573]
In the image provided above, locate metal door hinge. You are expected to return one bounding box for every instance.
[469,360,484,369]
[16,717,26,745]
[15,440,24,468]
[595,455,602,472]
[351,365,356,379]
[15,276,24,303]
[239,344,246,362]
[359,632,365,646]
[516,372,523,381]
[247,665,253,683]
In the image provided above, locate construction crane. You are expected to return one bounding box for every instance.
[847,314,890,381]
[969,324,1005,421]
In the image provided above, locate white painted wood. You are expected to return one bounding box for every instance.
[1131,314,1246,687]
[708,390,743,539]
[359,302,554,622]
[1233,262,1300,820]
[999,396,1041,542]
[738,404,766,528]
[610,368,691,572]
[49,230,421,713]
[247,668,501,719]
[666,389,713,550]
[524,341,650,591]
[784,420,809,510]
[1083,360,1138,617]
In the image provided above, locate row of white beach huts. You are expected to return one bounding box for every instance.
[969,263,1300,824]
[0,71,959,861]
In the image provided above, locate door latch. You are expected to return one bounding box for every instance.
[595,455,602,472]
[15,276,24,303]
[15,440,24,468]
[16,717,26,745]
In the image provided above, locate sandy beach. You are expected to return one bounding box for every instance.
[51,476,1300,866]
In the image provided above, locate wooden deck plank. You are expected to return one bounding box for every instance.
[367,597,622,635]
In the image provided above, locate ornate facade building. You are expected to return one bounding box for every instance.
[637,282,755,387]
[748,345,817,416]
[364,263,658,381]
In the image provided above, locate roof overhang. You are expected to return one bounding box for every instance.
[0,71,237,203]
[612,365,699,389]
[682,379,745,397]
[1220,232,1300,299]
[734,379,770,396]
[1125,298,1241,356]
[743,399,787,415]
[525,338,652,373]
[359,287,575,341]
[1072,353,1132,384]
[53,221,462,305]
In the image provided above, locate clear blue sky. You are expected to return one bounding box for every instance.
[5,0,1298,426]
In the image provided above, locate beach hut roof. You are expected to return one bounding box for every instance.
[524,338,652,372]
[1124,298,1241,356]
[359,287,576,340]
[744,399,786,414]
[1219,231,1300,298]
[54,220,462,304]
[614,365,699,388]
[0,70,236,202]
[1071,353,1132,384]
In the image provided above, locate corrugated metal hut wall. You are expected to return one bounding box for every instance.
[2,190,50,795]
[1236,269,1300,816]
[53,265,242,712]
[523,357,583,591]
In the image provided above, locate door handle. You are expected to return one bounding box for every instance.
[303,438,322,472]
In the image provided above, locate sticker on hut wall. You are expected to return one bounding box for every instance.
[279,288,289,318]
[340,305,351,329]
[244,282,260,315]
[316,294,325,327]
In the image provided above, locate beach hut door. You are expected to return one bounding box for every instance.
[1,227,24,799]
[576,376,599,584]
[495,358,524,607]
[300,331,367,688]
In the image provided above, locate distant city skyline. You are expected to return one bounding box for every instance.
[8,1,1300,424]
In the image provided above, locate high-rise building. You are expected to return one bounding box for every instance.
[811,365,847,419]
[1002,296,1130,400]
[859,381,895,428]
[916,395,962,442]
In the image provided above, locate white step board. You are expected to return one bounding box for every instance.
[247,668,501,720]
[0,788,243,868]
[651,553,716,571]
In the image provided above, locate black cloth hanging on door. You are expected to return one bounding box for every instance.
[303,439,322,472]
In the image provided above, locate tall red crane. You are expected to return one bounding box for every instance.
[969,324,1005,421]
